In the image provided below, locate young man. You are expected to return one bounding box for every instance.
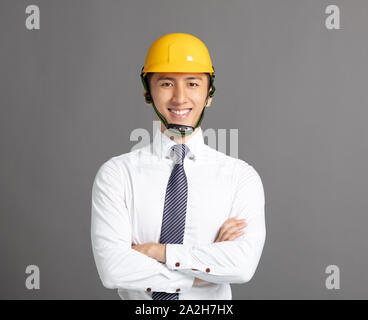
[91,33,266,300]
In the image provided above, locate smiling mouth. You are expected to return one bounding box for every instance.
[168,108,192,119]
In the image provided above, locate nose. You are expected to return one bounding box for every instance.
[171,82,188,106]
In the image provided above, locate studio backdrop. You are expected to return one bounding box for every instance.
[1,0,367,299]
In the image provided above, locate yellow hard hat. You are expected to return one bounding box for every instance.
[142,33,214,76]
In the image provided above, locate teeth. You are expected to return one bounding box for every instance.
[170,109,191,115]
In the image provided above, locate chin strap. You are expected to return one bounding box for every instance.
[140,68,216,137]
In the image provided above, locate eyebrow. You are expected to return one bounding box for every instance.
[156,76,203,81]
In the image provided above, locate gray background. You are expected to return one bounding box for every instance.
[1,0,367,299]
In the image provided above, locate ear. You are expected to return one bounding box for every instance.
[205,96,213,107]
[143,90,152,106]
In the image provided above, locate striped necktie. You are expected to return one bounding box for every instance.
[152,143,190,300]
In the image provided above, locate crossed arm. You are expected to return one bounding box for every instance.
[131,217,248,285]
[91,159,265,292]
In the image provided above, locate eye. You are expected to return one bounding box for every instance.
[188,82,199,87]
[160,82,173,87]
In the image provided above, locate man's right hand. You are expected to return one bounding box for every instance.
[193,217,247,285]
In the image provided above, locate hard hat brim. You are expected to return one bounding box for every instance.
[143,62,213,76]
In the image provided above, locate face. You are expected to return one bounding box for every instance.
[144,72,212,131]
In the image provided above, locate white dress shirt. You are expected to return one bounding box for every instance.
[91,125,266,300]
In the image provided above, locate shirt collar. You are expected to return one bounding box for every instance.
[152,125,205,161]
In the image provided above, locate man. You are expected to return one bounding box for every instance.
[91,33,266,300]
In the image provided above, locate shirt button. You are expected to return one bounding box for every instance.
[192,268,199,271]
[176,288,181,292]
[175,262,180,267]
[206,268,211,273]
[146,288,151,292]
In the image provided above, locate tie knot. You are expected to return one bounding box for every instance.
[171,144,190,164]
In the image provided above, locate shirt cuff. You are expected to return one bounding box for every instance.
[165,243,228,277]
[160,267,196,293]
[166,243,193,270]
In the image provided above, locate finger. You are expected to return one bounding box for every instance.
[218,222,245,241]
[226,217,246,223]
[221,217,238,228]
[222,224,247,240]
[228,223,247,234]
[226,229,246,241]
[217,218,246,240]
[216,218,247,242]
[223,219,246,229]
[228,230,245,241]
[235,219,247,224]
[220,220,247,237]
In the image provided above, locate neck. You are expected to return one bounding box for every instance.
[160,122,199,144]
